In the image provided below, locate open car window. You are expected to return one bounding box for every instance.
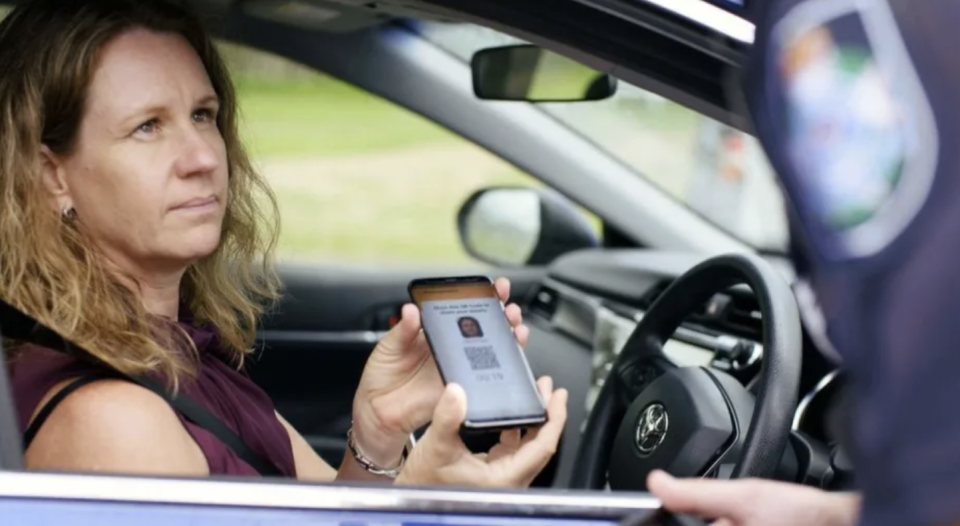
[414,21,790,252]
[218,40,602,267]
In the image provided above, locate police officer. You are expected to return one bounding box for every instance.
[649,0,960,525]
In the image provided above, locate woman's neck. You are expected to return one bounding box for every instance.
[137,280,182,320]
[102,257,184,320]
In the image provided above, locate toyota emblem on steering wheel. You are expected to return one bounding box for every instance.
[635,402,668,456]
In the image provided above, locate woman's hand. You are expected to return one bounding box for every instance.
[396,377,568,488]
[350,277,528,468]
[647,470,861,526]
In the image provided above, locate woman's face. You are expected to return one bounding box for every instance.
[461,319,479,337]
[46,28,228,278]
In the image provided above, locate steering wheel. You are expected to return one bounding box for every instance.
[569,253,802,490]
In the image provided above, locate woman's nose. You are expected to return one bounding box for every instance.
[174,126,221,178]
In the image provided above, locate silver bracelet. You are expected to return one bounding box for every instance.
[346,426,414,479]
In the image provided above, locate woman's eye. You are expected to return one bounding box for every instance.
[136,119,158,134]
[193,108,216,123]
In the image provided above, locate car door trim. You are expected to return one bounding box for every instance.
[257,330,387,345]
[0,471,658,517]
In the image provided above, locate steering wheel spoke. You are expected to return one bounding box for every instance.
[615,356,675,404]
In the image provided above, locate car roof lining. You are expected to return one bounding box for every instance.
[0,0,748,128]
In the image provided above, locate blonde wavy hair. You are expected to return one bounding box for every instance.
[0,0,281,388]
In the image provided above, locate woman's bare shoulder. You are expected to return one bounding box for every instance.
[25,379,209,476]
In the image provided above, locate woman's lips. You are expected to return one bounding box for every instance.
[173,195,218,212]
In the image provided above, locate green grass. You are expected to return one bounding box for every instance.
[230,72,673,266]
[234,77,458,159]
[229,72,603,267]
[270,168,541,267]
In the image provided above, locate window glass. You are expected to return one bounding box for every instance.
[418,22,789,251]
[220,42,602,266]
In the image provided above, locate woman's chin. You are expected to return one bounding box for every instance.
[170,227,223,262]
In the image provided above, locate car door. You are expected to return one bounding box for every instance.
[220,40,602,467]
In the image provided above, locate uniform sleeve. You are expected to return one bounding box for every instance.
[742,1,960,525]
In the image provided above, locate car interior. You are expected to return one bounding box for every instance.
[0,0,852,499]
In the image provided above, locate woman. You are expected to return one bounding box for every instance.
[457,317,483,339]
[0,0,567,485]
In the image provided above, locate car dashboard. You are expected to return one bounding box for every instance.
[519,249,851,490]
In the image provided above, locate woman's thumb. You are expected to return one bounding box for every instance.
[378,304,421,353]
[431,383,468,440]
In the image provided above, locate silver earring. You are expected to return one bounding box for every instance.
[61,206,76,222]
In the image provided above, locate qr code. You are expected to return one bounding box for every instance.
[464,345,501,371]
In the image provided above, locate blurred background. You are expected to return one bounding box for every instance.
[220,24,785,269]
[219,38,555,267]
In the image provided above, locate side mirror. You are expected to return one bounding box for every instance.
[457,187,601,267]
[471,44,617,102]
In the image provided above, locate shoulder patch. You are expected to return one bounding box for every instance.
[772,0,938,260]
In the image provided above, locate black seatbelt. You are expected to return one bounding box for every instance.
[22,371,120,449]
[0,298,283,477]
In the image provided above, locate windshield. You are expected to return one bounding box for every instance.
[416,22,789,251]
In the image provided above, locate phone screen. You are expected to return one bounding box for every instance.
[409,277,546,427]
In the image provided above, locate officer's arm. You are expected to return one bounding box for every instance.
[742,1,960,526]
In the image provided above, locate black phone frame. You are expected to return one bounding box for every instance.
[408,275,548,433]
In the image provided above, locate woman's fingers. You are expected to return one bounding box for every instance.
[498,428,523,453]
[503,386,568,479]
[513,323,530,347]
[505,303,525,342]
[537,376,554,398]
[505,302,523,326]
[403,383,567,488]
[429,384,469,449]
[494,376,552,459]
[494,277,511,302]
[518,377,556,445]
[496,278,528,347]
[535,376,554,411]
[375,304,422,356]
[503,303,528,348]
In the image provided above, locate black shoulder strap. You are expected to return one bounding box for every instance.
[0,299,282,477]
[23,372,120,449]
[130,374,283,476]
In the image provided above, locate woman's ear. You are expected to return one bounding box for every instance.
[39,144,72,211]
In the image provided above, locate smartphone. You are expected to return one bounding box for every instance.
[408,275,547,431]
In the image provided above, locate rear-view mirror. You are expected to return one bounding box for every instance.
[471,44,617,102]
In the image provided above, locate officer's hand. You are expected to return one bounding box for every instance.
[647,470,860,526]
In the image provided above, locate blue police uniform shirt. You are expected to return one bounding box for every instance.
[743,1,960,525]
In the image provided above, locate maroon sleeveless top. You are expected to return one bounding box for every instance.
[6,308,297,477]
